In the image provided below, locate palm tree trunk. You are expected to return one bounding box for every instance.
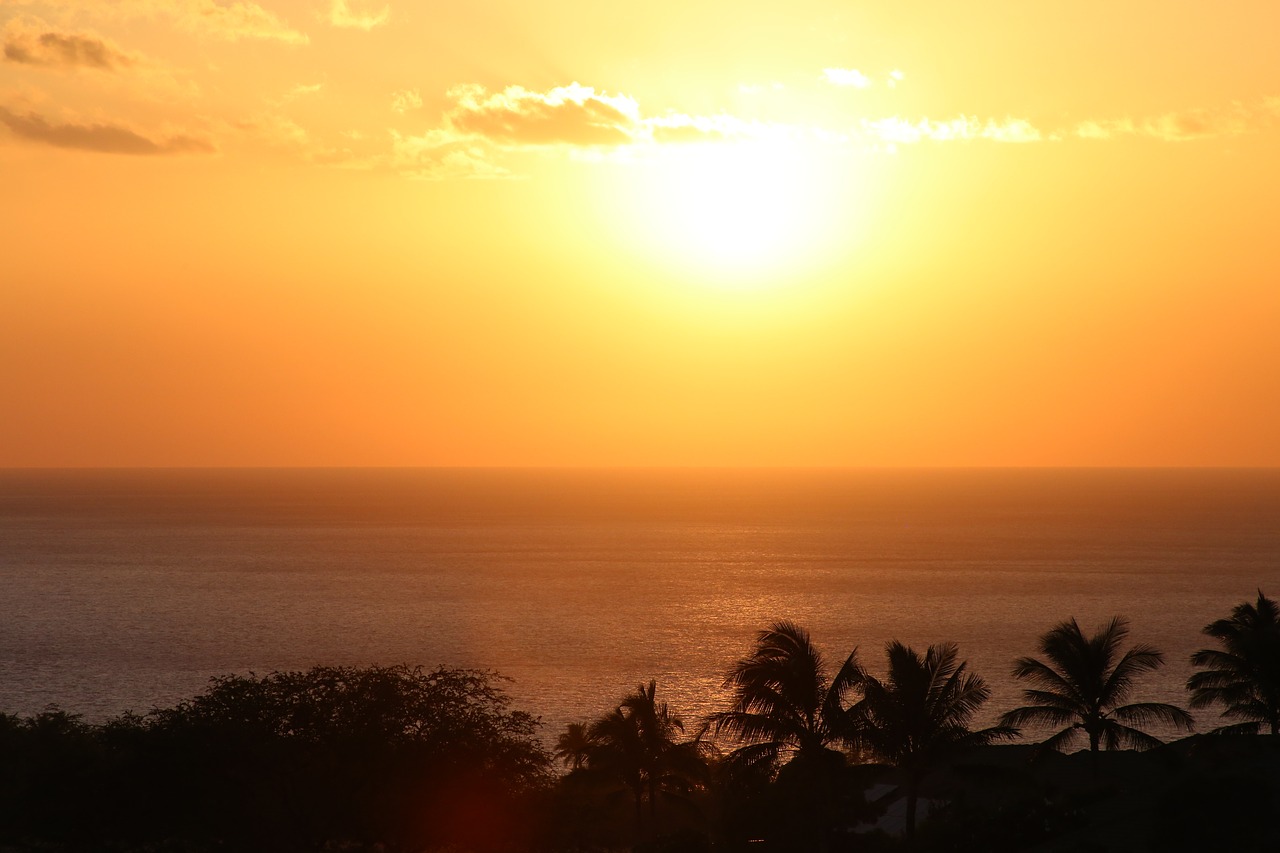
[904,776,919,841]
[1089,731,1101,777]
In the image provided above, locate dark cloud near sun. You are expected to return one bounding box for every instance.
[0,106,215,155]
[445,83,639,146]
[3,19,137,70]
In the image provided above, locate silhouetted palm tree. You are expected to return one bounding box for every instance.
[848,641,1015,838]
[708,620,863,777]
[588,681,711,835]
[1001,617,1194,771]
[555,721,593,770]
[1188,590,1280,735]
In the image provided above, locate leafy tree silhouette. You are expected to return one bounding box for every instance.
[1188,590,1280,735]
[1001,617,1193,773]
[0,668,551,852]
[142,665,549,851]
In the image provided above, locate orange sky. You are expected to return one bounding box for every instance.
[2,0,1278,466]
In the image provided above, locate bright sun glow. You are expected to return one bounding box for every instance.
[630,140,844,287]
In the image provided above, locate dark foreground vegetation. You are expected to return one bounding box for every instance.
[3,592,1278,853]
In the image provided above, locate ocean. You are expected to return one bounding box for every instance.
[1,468,1277,743]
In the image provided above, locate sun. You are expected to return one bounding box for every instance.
[627,139,844,287]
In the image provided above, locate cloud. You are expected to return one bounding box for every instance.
[1,18,200,101]
[266,81,322,106]
[2,18,137,70]
[390,88,420,115]
[0,105,214,154]
[234,112,310,148]
[389,128,508,180]
[155,0,310,43]
[285,82,323,99]
[861,115,1042,144]
[1075,98,1280,142]
[823,68,871,88]
[1074,118,1130,140]
[644,113,785,144]
[327,0,389,30]
[1,0,308,44]
[445,83,640,146]
[225,111,379,168]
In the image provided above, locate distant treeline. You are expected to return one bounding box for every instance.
[2,592,1278,852]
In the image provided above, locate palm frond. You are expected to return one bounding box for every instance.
[1102,721,1165,752]
[1001,704,1077,729]
[1111,701,1194,732]
[1036,724,1082,753]
[1101,643,1165,706]
[1010,656,1082,701]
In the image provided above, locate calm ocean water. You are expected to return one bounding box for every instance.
[1,468,1278,743]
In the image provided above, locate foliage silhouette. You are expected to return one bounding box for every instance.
[1187,589,1280,735]
[0,665,549,852]
[707,623,886,851]
[582,681,714,838]
[555,719,594,769]
[1001,617,1194,772]
[847,641,1016,839]
[708,620,863,777]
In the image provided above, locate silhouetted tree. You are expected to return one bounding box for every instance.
[0,686,640,851]
[587,681,712,837]
[556,720,594,770]
[708,620,862,776]
[1001,617,1193,773]
[1188,590,1280,734]
[708,623,876,851]
[848,641,1016,839]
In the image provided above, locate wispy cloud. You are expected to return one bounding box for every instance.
[644,113,788,144]
[233,112,310,149]
[0,104,214,154]
[390,128,508,180]
[445,83,640,146]
[154,0,310,43]
[1075,98,1280,141]
[2,17,137,70]
[823,67,871,89]
[422,80,1054,169]
[265,82,323,107]
[326,0,389,31]
[390,88,420,115]
[861,115,1042,144]
[822,68,903,89]
[2,0,308,44]
[225,110,381,168]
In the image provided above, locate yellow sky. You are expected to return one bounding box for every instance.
[2,0,1278,466]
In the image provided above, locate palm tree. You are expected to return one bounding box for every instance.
[587,681,711,835]
[1001,616,1194,772]
[555,721,593,770]
[707,620,863,776]
[848,641,1016,838]
[1188,590,1280,735]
